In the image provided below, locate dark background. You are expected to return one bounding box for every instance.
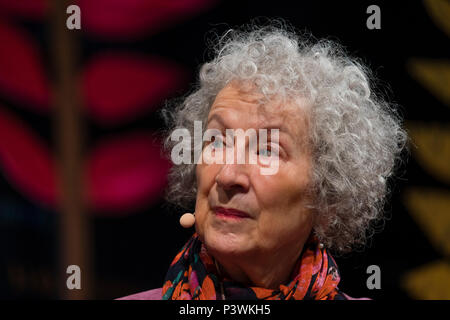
[0,0,448,300]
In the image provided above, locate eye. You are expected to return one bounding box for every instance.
[258,148,272,157]
[257,143,281,158]
[258,146,272,157]
[211,136,224,149]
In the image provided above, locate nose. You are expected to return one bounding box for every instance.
[215,163,250,194]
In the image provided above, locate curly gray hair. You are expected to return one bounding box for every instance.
[162,24,407,254]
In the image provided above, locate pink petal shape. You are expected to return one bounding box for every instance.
[86,132,171,215]
[79,0,216,39]
[0,107,56,207]
[82,53,187,125]
[0,0,48,20]
[0,22,50,112]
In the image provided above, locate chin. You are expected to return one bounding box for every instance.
[203,227,250,258]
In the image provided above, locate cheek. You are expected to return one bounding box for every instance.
[196,163,220,195]
[260,159,311,201]
[254,164,310,208]
[195,163,220,231]
[252,163,313,239]
[256,199,313,251]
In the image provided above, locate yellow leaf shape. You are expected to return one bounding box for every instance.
[407,59,450,106]
[424,0,450,37]
[402,260,450,299]
[403,187,450,256]
[406,122,450,183]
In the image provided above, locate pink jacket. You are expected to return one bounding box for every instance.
[117,288,370,300]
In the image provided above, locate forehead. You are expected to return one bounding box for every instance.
[208,81,310,137]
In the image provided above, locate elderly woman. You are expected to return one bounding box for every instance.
[120,24,407,300]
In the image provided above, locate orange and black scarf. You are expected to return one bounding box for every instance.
[162,232,347,300]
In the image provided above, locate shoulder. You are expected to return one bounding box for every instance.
[116,288,163,300]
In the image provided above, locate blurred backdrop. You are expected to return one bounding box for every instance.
[0,0,449,300]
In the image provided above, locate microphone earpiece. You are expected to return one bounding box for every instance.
[180,212,196,228]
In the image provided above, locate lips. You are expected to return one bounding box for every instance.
[213,206,251,219]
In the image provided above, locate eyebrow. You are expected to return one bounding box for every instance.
[206,113,226,128]
[206,112,299,155]
[207,113,291,136]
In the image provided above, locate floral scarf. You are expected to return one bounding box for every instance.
[162,232,346,300]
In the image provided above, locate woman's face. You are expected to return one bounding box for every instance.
[195,81,314,263]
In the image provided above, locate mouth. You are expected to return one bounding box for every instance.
[213,206,251,219]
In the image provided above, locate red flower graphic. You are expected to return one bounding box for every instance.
[0,0,217,215]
